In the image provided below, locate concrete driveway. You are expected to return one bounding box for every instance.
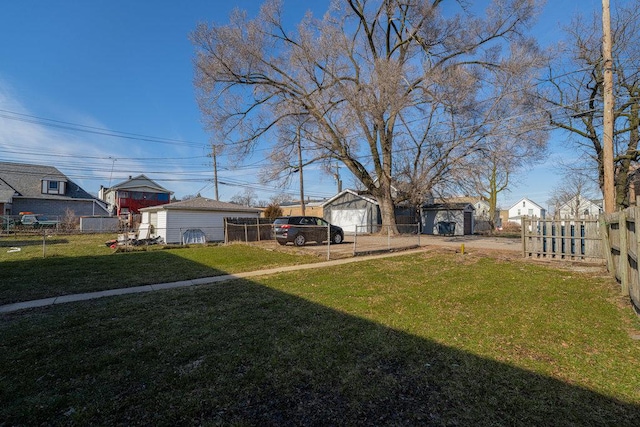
[266,234,521,259]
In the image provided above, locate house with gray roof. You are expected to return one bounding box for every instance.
[98,174,172,215]
[0,162,108,217]
[139,196,261,244]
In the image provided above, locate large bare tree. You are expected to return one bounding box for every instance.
[192,0,543,230]
[538,2,640,208]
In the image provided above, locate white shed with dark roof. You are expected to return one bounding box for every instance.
[139,196,261,244]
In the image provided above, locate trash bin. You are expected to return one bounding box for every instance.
[437,221,456,235]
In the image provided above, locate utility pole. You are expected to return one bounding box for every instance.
[108,157,117,188]
[212,144,220,201]
[334,161,342,193]
[297,126,305,215]
[602,0,615,213]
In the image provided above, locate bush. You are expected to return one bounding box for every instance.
[60,208,78,231]
[263,203,283,219]
[501,221,521,233]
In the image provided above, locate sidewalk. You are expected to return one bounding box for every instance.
[1,237,523,315]
[0,248,436,314]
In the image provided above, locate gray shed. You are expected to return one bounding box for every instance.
[421,203,475,236]
[322,189,381,233]
[139,196,261,244]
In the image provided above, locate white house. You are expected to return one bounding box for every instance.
[507,197,546,225]
[139,196,261,244]
[556,196,602,218]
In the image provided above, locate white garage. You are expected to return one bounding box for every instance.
[139,196,261,244]
[322,190,380,234]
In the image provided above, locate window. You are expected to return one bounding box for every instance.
[42,180,63,194]
[522,201,526,207]
[517,209,521,216]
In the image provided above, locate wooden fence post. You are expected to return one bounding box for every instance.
[635,207,640,305]
[521,216,527,258]
[600,215,615,278]
[619,211,629,295]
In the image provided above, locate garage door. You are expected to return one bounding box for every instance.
[331,209,369,234]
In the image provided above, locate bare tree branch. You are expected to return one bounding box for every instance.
[193,0,544,230]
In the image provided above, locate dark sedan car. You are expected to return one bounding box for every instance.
[273,216,344,246]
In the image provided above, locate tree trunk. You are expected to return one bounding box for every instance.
[377,193,398,235]
[372,178,398,235]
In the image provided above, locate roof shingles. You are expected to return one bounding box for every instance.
[0,162,94,200]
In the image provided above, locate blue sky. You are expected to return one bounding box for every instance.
[0,0,606,209]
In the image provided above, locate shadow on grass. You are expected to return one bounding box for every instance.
[1,261,638,425]
[0,238,70,247]
[0,251,228,305]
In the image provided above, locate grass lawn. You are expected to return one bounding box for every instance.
[0,233,320,305]
[1,250,639,425]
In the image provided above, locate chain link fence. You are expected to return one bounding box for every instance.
[225,221,275,243]
[352,224,421,255]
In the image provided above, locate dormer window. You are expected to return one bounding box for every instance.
[41,179,66,195]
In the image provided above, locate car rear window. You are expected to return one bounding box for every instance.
[273,218,289,225]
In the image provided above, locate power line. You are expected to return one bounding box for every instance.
[0,109,208,148]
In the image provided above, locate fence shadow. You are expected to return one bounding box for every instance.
[2,268,638,425]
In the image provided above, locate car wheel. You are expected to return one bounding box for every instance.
[293,234,306,246]
[332,233,343,244]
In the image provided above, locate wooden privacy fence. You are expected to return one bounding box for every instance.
[522,216,603,261]
[601,208,640,315]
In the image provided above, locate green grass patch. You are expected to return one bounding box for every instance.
[0,233,319,304]
[1,252,639,425]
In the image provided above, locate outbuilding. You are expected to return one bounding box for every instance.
[421,202,475,236]
[322,189,381,233]
[139,196,261,244]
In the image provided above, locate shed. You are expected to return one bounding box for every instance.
[421,202,475,236]
[322,189,381,233]
[139,196,261,244]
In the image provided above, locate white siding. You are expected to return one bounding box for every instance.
[507,198,545,225]
[557,197,602,218]
[165,210,259,244]
[157,210,168,243]
[141,207,260,244]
